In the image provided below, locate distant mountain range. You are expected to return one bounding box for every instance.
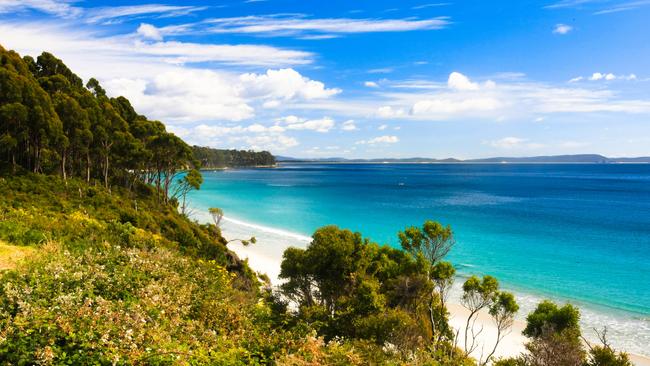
[275,154,650,164]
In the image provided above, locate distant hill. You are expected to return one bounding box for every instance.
[193,146,276,168]
[276,154,650,164]
[610,157,650,163]
[466,154,611,163]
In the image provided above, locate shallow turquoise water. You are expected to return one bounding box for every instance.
[189,163,650,316]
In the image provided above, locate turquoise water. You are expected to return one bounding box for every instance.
[189,163,650,318]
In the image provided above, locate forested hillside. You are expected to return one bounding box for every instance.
[0,44,273,196]
[193,146,275,169]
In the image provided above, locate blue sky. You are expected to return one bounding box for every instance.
[2,0,649,158]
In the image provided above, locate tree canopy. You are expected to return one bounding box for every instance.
[0,45,275,201]
[192,145,275,168]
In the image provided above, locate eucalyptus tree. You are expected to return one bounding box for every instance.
[460,275,499,356]
[398,220,455,343]
[480,291,519,366]
[150,132,196,203]
[209,207,224,227]
[95,98,130,188]
[53,93,87,180]
[0,102,27,172]
[171,169,203,216]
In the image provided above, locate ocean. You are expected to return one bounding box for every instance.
[187,163,650,355]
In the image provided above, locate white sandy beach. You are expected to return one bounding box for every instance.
[216,216,650,365]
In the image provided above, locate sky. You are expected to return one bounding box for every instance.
[1,0,649,158]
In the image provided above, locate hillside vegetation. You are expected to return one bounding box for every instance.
[0,174,377,364]
[192,146,275,169]
[0,45,634,365]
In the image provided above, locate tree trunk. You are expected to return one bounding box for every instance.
[464,310,479,356]
[104,153,109,189]
[86,152,91,182]
[436,290,448,344]
[429,291,437,342]
[61,149,67,181]
[32,143,40,173]
[427,271,437,343]
[481,326,502,366]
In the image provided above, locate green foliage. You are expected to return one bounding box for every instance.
[276,225,485,364]
[172,169,203,215]
[1,44,268,202]
[515,303,631,366]
[209,207,224,227]
[278,226,435,349]
[586,346,632,366]
[490,291,519,320]
[193,145,275,168]
[523,300,581,338]
[523,327,586,366]
[493,358,526,366]
[1,174,466,365]
[398,220,455,265]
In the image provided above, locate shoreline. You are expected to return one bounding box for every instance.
[192,211,650,363]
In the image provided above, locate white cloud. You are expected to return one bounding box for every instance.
[378,124,389,130]
[104,70,254,123]
[570,72,638,82]
[376,106,407,118]
[283,117,336,133]
[240,69,341,100]
[368,68,394,74]
[0,0,81,17]
[85,4,207,24]
[135,41,313,67]
[0,1,206,23]
[545,0,596,9]
[341,120,358,131]
[487,137,544,149]
[276,115,302,124]
[137,23,162,41]
[104,68,341,124]
[362,72,650,121]
[276,115,336,133]
[553,23,573,34]
[590,72,612,81]
[412,3,452,10]
[356,135,400,144]
[364,81,379,88]
[169,123,298,152]
[236,134,299,151]
[411,97,502,116]
[297,34,340,40]
[0,22,341,125]
[448,72,480,91]
[1,22,314,71]
[593,1,650,15]
[202,15,450,37]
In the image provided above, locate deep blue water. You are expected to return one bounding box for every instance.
[189,163,650,316]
